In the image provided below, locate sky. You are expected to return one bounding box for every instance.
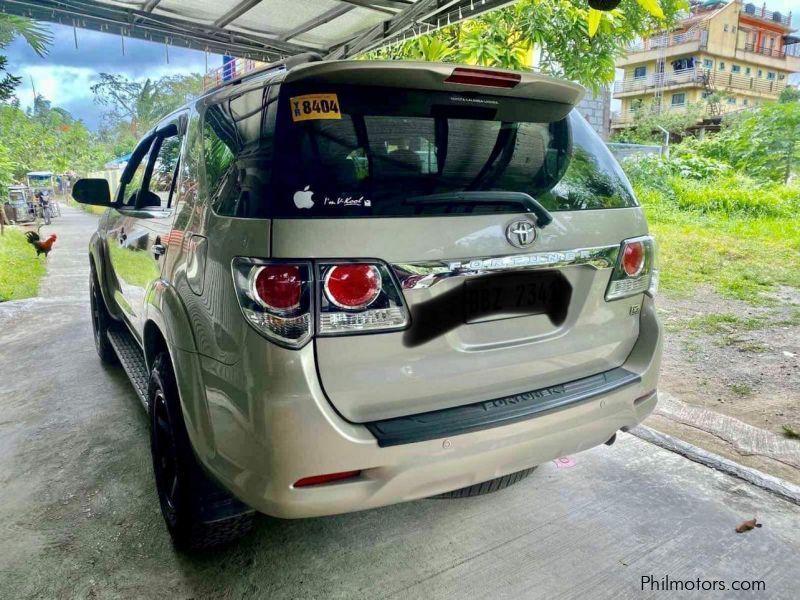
[4,23,219,130]
[3,1,800,130]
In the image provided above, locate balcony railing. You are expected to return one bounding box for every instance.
[203,57,265,90]
[742,42,786,58]
[614,68,787,96]
[614,67,704,94]
[741,3,791,27]
[625,28,706,54]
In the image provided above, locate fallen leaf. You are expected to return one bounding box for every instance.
[735,518,763,533]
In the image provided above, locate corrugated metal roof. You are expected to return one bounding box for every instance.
[0,0,515,61]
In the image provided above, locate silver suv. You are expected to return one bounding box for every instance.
[73,57,662,550]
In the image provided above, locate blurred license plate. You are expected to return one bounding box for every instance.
[463,271,563,324]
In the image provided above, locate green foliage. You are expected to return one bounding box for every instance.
[714,102,800,184]
[91,72,203,139]
[621,154,800,302]
[779,86,800,104]
[0,15,51,102]
[0,228,47,301]
[622,153,729,183]
[0,99,113,181]
[365,0,687,93]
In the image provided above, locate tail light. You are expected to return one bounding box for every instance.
[232,258,313,348]
[232,258,409,347]
[318,261,409,335]
[605,236,657,301]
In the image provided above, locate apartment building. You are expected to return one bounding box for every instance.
[612,0,800,130]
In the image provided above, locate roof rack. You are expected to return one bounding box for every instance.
[202,52,323,92]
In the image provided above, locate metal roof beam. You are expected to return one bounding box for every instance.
[213,0,264,28]
[0,0,317,60]
[337,0,412,14]
[279,4,355,41]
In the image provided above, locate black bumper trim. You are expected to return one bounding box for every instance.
[364,367,641,447]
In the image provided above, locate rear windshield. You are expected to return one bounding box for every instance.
[202,83,636,219]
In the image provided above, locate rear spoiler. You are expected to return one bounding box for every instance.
[285,60,585,118]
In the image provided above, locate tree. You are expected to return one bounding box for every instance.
[779,86,800,104]
[366,0,687,93]
[91,73,203,138]
[0,15,51,102]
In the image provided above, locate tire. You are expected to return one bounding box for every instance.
[149,352,254,551]
[90,268,118,365]
[432,467,538,499]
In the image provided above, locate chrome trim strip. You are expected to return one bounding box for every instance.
[392,245,620,290]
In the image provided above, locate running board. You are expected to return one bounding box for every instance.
[107,326,150,412]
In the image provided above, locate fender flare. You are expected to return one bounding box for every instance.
[143,282,217,461]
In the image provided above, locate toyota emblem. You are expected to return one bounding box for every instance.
[505,219,537,248]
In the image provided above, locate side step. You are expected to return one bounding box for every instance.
[107,326,150,412]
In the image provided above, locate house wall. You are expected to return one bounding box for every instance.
[577,87,611,140]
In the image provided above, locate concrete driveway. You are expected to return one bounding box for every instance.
[1,206,799,599]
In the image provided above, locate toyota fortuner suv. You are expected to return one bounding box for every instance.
[73,55,662,551]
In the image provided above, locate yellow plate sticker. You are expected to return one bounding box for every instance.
[290,93,341,122]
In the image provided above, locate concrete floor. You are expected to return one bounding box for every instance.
[1,206,799,599]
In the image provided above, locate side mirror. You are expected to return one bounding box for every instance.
[72,178,112,206]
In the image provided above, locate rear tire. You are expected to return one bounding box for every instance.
[90,268,118,365]
[432,467,537,499]
[149,352,254,551]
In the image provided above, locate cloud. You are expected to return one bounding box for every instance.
[5,23,218,129]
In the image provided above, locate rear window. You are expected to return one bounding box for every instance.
[203,83,636,219]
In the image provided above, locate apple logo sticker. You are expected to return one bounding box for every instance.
[293,185,314,209]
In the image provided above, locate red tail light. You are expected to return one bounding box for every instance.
[445,67,521,88]
[254,265,302,311]
[605,236,657,301]
[621,241,645,277]
[324,264,382,310]
[294,470,361,488]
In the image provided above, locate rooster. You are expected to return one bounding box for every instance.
[25,231,57,257]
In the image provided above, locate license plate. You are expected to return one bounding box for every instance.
[463,271,564,324]
[289,93,342,122]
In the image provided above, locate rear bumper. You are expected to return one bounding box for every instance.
[178,295,662,519]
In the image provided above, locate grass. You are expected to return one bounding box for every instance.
[639,187,800,304]
[78,203,108,216]
[728,382,753,396]
[677,313,766,334]
[0,228,47,301]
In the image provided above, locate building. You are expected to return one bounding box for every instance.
[612,0,800,131]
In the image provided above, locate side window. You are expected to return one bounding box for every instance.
[120,138,155,206]
[202,83,278,218]
[149,133,183,208]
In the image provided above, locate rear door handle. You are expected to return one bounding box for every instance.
[152,244,166,258]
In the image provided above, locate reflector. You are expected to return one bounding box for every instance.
[294,470,361,488]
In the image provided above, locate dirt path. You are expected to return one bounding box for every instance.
[652,288,800,481]
[1,206,799,598]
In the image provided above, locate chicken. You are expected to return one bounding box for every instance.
[25,231,57,257]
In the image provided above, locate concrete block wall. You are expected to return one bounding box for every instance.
[577,87,612,140]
